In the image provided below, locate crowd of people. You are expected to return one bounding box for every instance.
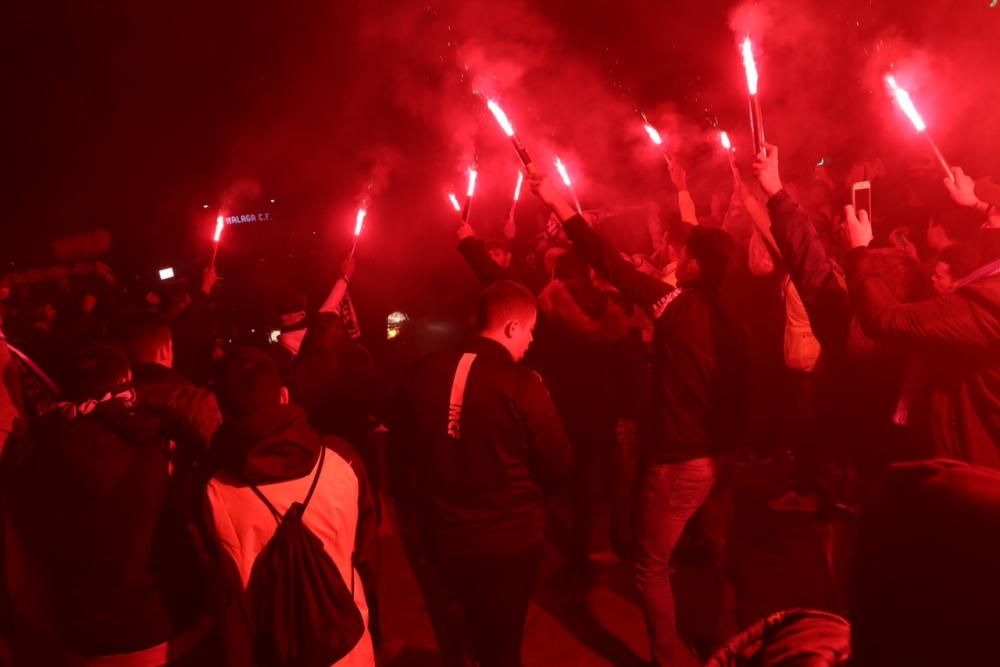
[1,141,999,667]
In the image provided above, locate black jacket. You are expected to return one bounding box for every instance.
[561,215,749,463]
[4,402,206,656]
[391,336,572,557]
[132,362,221,448]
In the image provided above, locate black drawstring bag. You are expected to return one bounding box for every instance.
[246,447,365,666]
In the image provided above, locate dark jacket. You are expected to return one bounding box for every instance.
[847,251,1000,468]
[767,190,914,465]
[391,336,572,557]
[561,215,749,463]
[4,402,207,657]
[133,362,222,447]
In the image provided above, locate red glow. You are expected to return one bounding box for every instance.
[354,208,367,237]
[487,99,515,137]
[214,216,224,242]
[885,75,927,132]
[720,131,733,151]
[644,124,663,146]
[466,168,478,198]
[448,193,461,212]
[513,172,524,201]
[741,37,759,96]
[554,156,572,187]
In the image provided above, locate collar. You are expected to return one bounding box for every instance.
[954,258,1000,291]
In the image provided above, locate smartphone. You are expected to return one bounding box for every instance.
[852,181,872,220]
[158,267,175,281]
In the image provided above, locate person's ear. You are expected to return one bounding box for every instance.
[279,387,290,405]
[504,319,519,340]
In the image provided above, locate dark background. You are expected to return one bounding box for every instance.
[5,0,999,331]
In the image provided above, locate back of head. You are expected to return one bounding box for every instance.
[60,342,132,404]
[120,313,172,366]
[218,346,283,419]
[851,459,1000,666]
[475,280,537,334]
[685,226,736,288]
[865,248,924,303]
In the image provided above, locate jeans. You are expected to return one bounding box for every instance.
[437,544,544,667]
[635,458,717,666]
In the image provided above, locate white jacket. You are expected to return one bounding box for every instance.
[206,448,375,667]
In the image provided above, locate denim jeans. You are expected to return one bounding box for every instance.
[635,457,717,666]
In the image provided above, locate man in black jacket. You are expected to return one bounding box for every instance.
[121,314,222,448]
[528,174,749,666]
[392,280,572,667]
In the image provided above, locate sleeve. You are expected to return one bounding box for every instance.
[562,215,672,310]
[847,248,1000,347]
[767,190,852,355]
[457,237,510,286]
[319,277,349,314]
[518,371,573,494]
[678,190,699,225]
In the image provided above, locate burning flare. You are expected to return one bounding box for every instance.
[741,37,759,96]
[213,216,225,242]
[448,193,461,212]
[885,75,927,132]
[554,157,572,187]
[466,168,478,198]
[720,131,733,151]
[354,208,367,237]
[487,99,515,137]
[644,124,663,146]
[513,172,524,201]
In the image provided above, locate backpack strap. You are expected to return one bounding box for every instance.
[249,446,326,524]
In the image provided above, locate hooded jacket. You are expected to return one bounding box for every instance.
[4,401,207,658]
[560,215,750,463]
[206,403,376,667]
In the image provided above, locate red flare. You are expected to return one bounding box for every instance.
[644,124,663,146]
[885,75,927,132]
[213,216,225,242]
[448,193,461,212]
[741,37,759,95]
[487,99,515,137]
[513,172,524,201]
[354,208,366,237]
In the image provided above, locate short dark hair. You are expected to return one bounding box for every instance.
[218,346,283,418]
[120,314,171,364]
[485,239,512,254]
[475,280,537,332]
[685,226,736,288]
[61,342,132,402]
[938,242,981,282]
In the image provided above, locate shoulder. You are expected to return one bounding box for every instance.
[321,435,365,483]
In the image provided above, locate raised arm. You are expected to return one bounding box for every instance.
[754,144,852,354]
[528,173,673,310]
[319,256,356,313]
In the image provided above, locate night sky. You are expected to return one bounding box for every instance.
[5,0,999,321]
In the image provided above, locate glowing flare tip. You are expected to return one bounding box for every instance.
[487,99,515,137]
[741,37,759,96]
[513,172,524,201]
[554,157,572,187]
[466,168,478,198]
[885,75,927,132]
[354,209,367,236]
[214,216,224,242]
[720,131,733,150]
[448,193,461,212]
[644,124,663,145]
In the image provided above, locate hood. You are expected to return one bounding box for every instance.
[707,609,850,667]
[212,403,320,485]
[538,280,628,342]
